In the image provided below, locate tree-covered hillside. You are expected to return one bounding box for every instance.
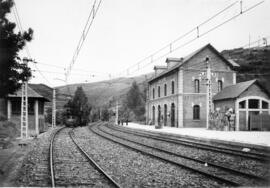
[56,73,152,109]
[222,45,270,92]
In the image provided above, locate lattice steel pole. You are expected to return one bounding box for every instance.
[205,57,214,129]
[21,58,29,139]
[52,88,56,128]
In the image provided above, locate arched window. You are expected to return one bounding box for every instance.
[152,106,155,125]
[194,79,200,93]
[158,86,161,97]
[152,88,155,99]
[158,105,161,125]
[164,104,167,126]
[171,81,175,94]
[171,103,175,127]
[193,105,200,120]
[218,80,223,92]
[164,84,167,96]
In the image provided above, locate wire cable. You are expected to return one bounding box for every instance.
[13,3,52,86]
[65,0,102,81]
[119,0,264,77]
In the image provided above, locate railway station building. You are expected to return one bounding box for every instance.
[145,43,239,128]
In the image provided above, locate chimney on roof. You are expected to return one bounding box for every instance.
[154,66,167,76]
[166,57,183,69]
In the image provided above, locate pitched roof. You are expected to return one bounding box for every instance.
[154,65,167,70]
[28,84,53,101]
[227,59,240,67]
[8,84,51,101]
[213,80,257,101]
[149,43,237,83]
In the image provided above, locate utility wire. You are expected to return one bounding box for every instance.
[118,1,239,76]
[65,0,102,81]
[119,0,264,77]
[37,62,109,76]
[13,3,52,86]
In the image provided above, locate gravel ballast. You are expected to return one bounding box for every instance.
[98,124,269,186]
[15,127,60,187]
[105,124,270,178]
[53,128,114,187]
[73,125,227,187]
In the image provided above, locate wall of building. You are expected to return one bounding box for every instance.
[148,70,179,127]
[182,94,207,127]
[9,114,36,136]
[239,84,270,100]
[148,96,178,127]
[7,98,46,136]
[182,48,235,94]
[146,45,235,128]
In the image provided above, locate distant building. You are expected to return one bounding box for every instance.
[213,79,270,131]
[145,44,239,128]
[0,84,51,136]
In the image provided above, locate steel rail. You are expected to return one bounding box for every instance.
[49,127,66,187]
[69,128,122,188]
[90,124,241,187]
[101,124,269,185]
[109,124,270,162]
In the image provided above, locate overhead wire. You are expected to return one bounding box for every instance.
[121,1,239,75]
[12,2,52,86]
[65,0,102,82]
[118,0,264,77]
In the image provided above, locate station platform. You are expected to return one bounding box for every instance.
[124,123,270,149]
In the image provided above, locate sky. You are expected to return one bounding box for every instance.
[10,0,270,87]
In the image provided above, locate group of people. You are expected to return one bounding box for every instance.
[117,119,128,126]
[209,107,235,131]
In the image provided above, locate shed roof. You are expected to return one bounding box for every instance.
[213,80,258,101]
[8,85,50,102]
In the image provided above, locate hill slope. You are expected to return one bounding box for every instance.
[221,45,270,92]
[56,73,152,108]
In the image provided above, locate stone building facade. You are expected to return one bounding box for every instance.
[146,44,238,128]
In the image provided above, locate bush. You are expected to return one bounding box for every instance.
[0,120,19,139]
[0,113,7,121]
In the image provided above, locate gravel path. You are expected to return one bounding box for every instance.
[73,124,226,188]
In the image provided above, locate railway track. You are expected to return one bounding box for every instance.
[109,124,270,162]
[91,123,269,187]
[103,124,270,180]
[49,127,121,188]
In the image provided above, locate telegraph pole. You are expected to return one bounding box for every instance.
[199,56,215,129]
[115,100,118,125]
[205,57,212,129]
[52,88,56,128]
[21,58,29,139]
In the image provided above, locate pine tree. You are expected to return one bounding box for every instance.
[64,87,91,126]
[126,81,145,120]
[0,0,33,97]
